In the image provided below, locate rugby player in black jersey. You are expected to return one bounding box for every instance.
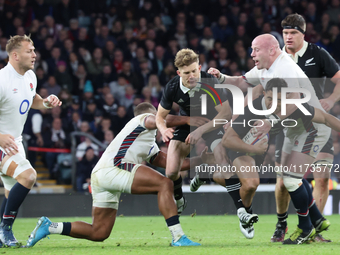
[271,14,340,243]
[155,48,232,214]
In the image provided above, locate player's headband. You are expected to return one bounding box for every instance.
[282,25,305,34]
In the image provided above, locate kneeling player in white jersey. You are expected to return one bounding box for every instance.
[0,35,61,247]
[26,103,209,247]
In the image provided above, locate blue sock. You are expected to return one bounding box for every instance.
[2,183,30,227]
[302,179,323,226]
[0,197,7,222]
[288,183,313,232]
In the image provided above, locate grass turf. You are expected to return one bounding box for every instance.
[5,214,340,255]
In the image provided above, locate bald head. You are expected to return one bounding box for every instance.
[251,34,281,70]
[253,34,280,49]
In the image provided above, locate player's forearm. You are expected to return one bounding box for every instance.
[155,114,167,133]
[199,104,231,134]
[324,112,340,132]
[328,81,340,103]
[180,157,202,171]
[165,115,189,127]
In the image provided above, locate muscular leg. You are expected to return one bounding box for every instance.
[234,156,259,208]
[312,152,333,213]
[275,160,291,215]
[69,207,117,241]
[166,140,191,201]
[131,165,177,218]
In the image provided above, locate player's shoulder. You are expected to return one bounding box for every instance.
[0,65,11,87]
[164,75,180,92]
[306,43,330,56]
[200,71,215,79]
[25,69,36,80]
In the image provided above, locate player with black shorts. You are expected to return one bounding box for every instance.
[272,14,340,243]
[156,49,231,214]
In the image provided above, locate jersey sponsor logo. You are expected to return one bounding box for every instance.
[29,83,33,91]
[313,145,319,152]
[305,58,315,66]
[19,99,30,115]
[178,98,184,103]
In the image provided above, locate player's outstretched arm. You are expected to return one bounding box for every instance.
[312,107,340,132]
[156,105,173,142]
[185,100,232,145]
[31,93,62,110]
[151,148,213,171]
[145,115,210,130]
[222,127,267,155]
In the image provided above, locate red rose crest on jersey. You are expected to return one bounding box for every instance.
[30,83,33,91]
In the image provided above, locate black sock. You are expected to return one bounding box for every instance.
[245,204,253,214]
[289,183,313,232]
[61,222,71,235]
[173,176,183,200]
[277,212,288,226]
[225,178,243,210]
[166,215,180,227]
[3,183,30,227]
[302,179,323,226]
[0,197,7,222]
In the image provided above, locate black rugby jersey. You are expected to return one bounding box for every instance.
[232,95,315,141]
[293,42,339,100]
[160,71,227,120]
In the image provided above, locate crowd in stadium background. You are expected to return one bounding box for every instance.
[1,0,340,189]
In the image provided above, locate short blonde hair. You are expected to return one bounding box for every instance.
[174,48,199,68]
[6,34,34,54]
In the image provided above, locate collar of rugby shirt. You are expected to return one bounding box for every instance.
[282,40,308,63]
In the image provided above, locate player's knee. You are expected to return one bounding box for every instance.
[92,231,110,241]
[242,178,259,193]
[2,154,36,184]
[314,177,329,189]
[166,171,179,181]
[160,177,174,192]
[276,177,286,191]
[283,176,301,192]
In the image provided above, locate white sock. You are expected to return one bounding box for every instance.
[48,222,63,234]
[168,223,185,242]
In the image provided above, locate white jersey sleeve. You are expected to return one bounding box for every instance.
[244,67,261,86]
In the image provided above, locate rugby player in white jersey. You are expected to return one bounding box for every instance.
[0,35,61,247]
[208,34,330,244]
[26,102,210,247]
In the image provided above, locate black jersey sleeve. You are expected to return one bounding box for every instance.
[319,47,340,78]
[160,82,174,110]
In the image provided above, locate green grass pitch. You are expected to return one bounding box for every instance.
[6,214,340,255]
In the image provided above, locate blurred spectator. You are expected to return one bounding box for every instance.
[120,61,143,92]
[126,96,142,119]
[43,75,61,96]
[94,117,113,142]
[73,64,88,95]
[113,49,124,74]
[44,15,58,38]
[54,60,73,93]
[74,27,93,51]
[76,137,99,161]
[110,75,128,100]
[147,74,163,99]
[120,84,135,109]
[94,25,116,49]
[152,45,167,76]
[58,88,72,116]
[40,36,55,60]
[54,0,77,28]
[105,6,118,30]
[136,57,152,90]
[32,0,53,22]
[34,50,48,73]
[23,109,43,168]
[103,40,116,63]
[85,47,111,77]
[42,117,70,179]
[0,37,7,61]
[136,17,148,41]
[93,64,117,94]
[212,16,234,43]
[35,66,47,90]
[141,86,158,108]
[326,0,340,24]
[102,130,114,147]
[159,61,176,85]
[46,47,63,75]
[188,33,205,54]
[174,22,187,49]
[76,146,99,192]
[62,39,74,57]
[153,16,167,41]
[200,27,215,53]
[82,98,102,124]
[110,20,124,42]
[199,53,208,72]
[102,92,119,117]
[112,106,129,134]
